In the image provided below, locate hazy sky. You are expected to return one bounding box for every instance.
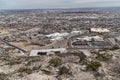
[0,0,120,9]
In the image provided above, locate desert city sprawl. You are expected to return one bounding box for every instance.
[0,8,120,80]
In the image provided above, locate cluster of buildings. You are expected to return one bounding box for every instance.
[0,23,119,57]
[0,9,120,56]
[0,9,120,32]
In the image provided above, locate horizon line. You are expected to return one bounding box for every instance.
[1,6,120,11]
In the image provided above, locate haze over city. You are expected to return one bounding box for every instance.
[0,0,120,9]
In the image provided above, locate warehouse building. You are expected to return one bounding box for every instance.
[90,28,110,33]
[29,48,67,56]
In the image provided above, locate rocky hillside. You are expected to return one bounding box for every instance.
[0,49,120,80]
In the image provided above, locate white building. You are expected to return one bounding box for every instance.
[46,32,70,41]
[29,48,67,56]
[76,36,103,41]
[90,28,110,33]
[71,31,82,35]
